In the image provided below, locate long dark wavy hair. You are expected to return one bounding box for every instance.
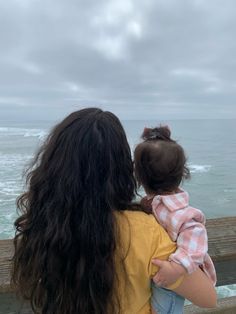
[12,108,136,314]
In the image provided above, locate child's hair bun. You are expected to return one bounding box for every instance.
[142,125,172,141]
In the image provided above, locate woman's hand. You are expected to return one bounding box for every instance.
[153,260,217,308]
[152,259,186,287]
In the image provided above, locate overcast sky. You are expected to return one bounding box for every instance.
[0,0,236,120]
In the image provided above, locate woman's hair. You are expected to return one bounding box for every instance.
[134,126,190,194]
[12,108,136,314]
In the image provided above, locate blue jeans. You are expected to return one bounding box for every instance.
[151,282,185,314]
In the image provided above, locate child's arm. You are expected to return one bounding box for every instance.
[152,216,209,287]
[170,219,208,274]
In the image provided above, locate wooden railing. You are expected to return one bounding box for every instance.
[185,216,236,313]
[0,217,236,313]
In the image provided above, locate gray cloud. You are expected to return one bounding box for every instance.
[0,0,236,120]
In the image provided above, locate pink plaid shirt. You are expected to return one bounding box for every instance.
[151,189,216,285]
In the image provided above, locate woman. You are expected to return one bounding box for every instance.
[12,108,216,314]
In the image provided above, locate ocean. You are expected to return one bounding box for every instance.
[0,118,236,299]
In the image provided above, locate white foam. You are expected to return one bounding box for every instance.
[0,153,32,164]
[0,185,22,196]
[217,285,236,298]
[223,188,236,193]
[23,130,47,140]
[1,187,19,195]
[0,127,48,139]
[0,198,16,203]
[0,154,30,198]
[189,164,211,174]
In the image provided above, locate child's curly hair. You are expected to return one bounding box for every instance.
[134,125,190,194]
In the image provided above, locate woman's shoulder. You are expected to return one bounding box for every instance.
[115,209,177,277]
[115,209,176,250]
[115,209,160,229]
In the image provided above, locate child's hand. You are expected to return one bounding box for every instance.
[152,259,187,287]
[140,196,153,214]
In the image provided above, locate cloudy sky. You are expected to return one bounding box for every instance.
[0,0,236,120]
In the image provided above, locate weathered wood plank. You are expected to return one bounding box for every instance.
[214,259,236,286]
[206,217,236,286]
[0,293,33,313]
[206,217,236,261]
[0,294,236,314]
[184,296,236,314]
[0,239,14,293]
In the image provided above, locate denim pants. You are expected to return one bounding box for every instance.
[151,282,185,314]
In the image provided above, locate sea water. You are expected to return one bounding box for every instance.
[0,118,236,299]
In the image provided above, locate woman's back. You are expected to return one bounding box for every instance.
[12,108,137,314]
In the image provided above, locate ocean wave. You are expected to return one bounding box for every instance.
[0,153,31,200]
[0,153,32,164]
[0,185,22,196]
[0,198,16,203]
[223,188,236,193]
[217,284,236,298]
[23,130,47,139]
[0,127,47,139]
[0,154,32,179]
[189,164,211,173]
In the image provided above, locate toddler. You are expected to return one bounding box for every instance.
[134,126,216,314]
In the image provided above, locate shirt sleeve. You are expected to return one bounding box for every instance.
[170,220,208,274]
[149,220,184,289]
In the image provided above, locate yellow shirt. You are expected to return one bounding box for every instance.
[114,210,182,314]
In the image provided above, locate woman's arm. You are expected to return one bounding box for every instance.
[173,268,217,308]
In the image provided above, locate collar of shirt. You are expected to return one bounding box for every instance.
[152,189,189,212]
